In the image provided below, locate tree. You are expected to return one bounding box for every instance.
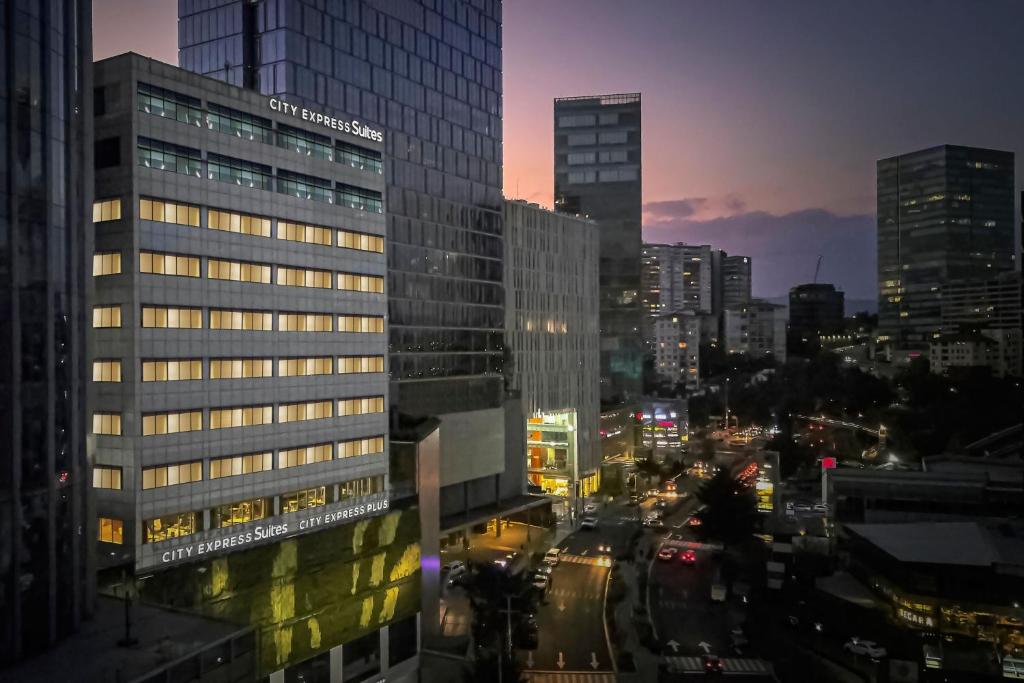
[695,469,757,542]
[461,563,533,683]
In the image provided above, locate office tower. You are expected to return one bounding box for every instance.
[724,300,787,362]
[789,283,845,353]
[641,243,713,315]
[877,145,1016,350]
[0,0,94,664]
[554,93,643,403]
[505,200,600,514]
[720,253,752,311]
[654,311,701,392]
[941,272,1022,377]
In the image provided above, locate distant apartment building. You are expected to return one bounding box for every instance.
[724,300,787,362]
[554,93,644,402]
[789,283,845,354]
[941,272,1022,377]
[929,333,998,376]
[719,253,753,311]
[654,312,701,392]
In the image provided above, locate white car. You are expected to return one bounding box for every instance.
[543,547,562,566]
[583,502,600,514]
[580,515,598,530]
[844,638,887,659]
[443,561,467,584]
[531,573,550,591]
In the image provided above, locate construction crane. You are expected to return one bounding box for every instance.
[813,255,822,284]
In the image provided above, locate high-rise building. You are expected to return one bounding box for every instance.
[724,300,787,362]
[720,253,752,311]
[789,283,845,353]
[0,0,94,664]
[877,145,1016,350]
[642,243,713,315]
[554,93,643,403]
[941,272,1022,377]
[653,312,701,392]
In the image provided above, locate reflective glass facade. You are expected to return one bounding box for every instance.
[179,0,505,417]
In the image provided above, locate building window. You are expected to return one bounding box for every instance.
[277,123,333,161]
[139,198,200,227]
[278,400,334,424]
[337,272,385,293]
[280,486,329,514]
[209,358,273,379]
[338,229,384,253]
[208,209,271,237]
[338,315,385,333]
[137,82,202,125]
[598,130,628,144]
[93,412,122,436]
[279,357,333,377]
[93,466,123,490]
[141,359,203,382]
[206,102,273,143]
[210,452,273,479]
[142,461,202,490]
[208,152,273,190]
[566,152,596,165]
[567,132,596,146]
[338,356,385,374]
[207,259,271,284]
[277,220,333,247]
[212,497,270,529]
[336,142,383,174]
[93,198,122,222]
[209,309,272,331]
[558,114,596,128]
[93,305,122,328]
[338,475,385,499]
[209,405,273,429]
[98,517,124,544]
[92,360,122,382]
[277,169,334,203]
[278,443,333,469]
[93,251,122,276]
[140,251,200,278]
[144,511,200,543]
[137,137,202,177]
[142,410,202,436]
[279,313,333,332]
[142,306,202,329]
[338,396,386,416]
[336,184,383,213]
[338,436,385,459]
[277,266,333,289]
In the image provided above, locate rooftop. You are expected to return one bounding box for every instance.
[846,521,1024,568]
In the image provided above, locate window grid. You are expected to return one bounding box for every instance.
[144,511,200,544]
[338,396,386,416]
[92,360,122,382]
[140,251,200,278]
[279,313,333,332]
[278,443,333,470]
[207,102,274,143]
[93,198,122,222]
[93,466,123,490]
[338,229,385,253]
[338,315,385,333]
[209,405,273,430]
[93,252,122,276]
[93,305,122,328]
[142,359,203,382]
[98,517,124,544]
[209,358,273,379]
[139,198,200,226]
[278,124,334,161]
[142,461,203,490]
[277,220,333,247]
[138,82,202,125]
[209,452,273,479]
[207,152,273,191]
[339,475,386,500]
[142,306,202,329]
[142,410,203,436]
[280,486,329,515]
[212,498,270,529]
[138,137,202,177]
[209,309,273,331]
[277,266,333,289]
[337,272,385,293]
[208,259,271,284]
[336,184,383,213]
[277,170,334,203]
[208,209,271,237]
[336,142,383,174]
[338,436,385,459]
[92,412,122,436]
[278,400,334,424]
[338,356,385,374]
[279,357,333,377]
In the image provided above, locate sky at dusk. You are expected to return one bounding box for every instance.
[94,0,1024,301]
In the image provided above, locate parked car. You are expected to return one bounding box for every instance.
[543,547,562,566]
[580,515,598,530]
[531,573,550,592]
[844,638,887,659]
[444,561,468,585]
[657,546,678,561]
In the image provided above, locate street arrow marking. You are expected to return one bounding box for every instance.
[698,641,712,653]
[590,652,599,669]
[558,601,566,612]
[667,640,680,653]
[557,652,566,670]
[526,651,534,668]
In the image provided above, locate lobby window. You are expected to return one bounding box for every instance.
[144,511,200,543]
[336,184,383,213]
[93,412,122,436]
[280,486,329,514]
[279,313,333,332]
[92,360,122,382]
[338,315,385,333]
[277,220,333,247]
[336,141,383,174]
[338,436,385,459]
[92,305,122,328]
[210,309,272,331]
[93,251,122,276]
[140,198,200,227]
[212,497,270,529]
[138,82,202,125]
[338,229,384,253]
[98,517,124,544]
[208,258,271,284]
[277,266,333,289]
[142,306,202,329]
[338,356,385,374]
[142,410,202,436]
[137,137,201,177]
[93,198,122,222]
[209,405,272,429]
[337,272,385,294]
[277,169,334,203]
[210,452,273,479]
[207,102,273,143]
[278,400,333,424]
[142,359,203,382]
[279,357,333,377]
[208,153,273,191]
[279,443,332,469]
[208,209,271,237]
[142,461,202,490]
[338,396,385,416]
[277,123,333,161]
[338,475,385,499]
[140,251,200,278]
[93,466,122,490]
[209,358,273,379]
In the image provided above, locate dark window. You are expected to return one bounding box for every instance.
[93,86,106,116]
[95,137,120,168]
[342,630,380,683]
[388,615,418,666]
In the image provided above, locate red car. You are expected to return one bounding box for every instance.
[679,549,697,565]
[656,546,677,561]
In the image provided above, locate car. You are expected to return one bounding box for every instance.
[657,546,678,561]
[654,499,668,510]
[813,503,828,514]
[531,573,550,592]
[703,654,724,673]
[628,495,641,506]
[584,502,600,514]
[493,552,518,570]
[644,517,665,529]
[844,638,887,659]
[687,516,703,527]
[679,549,697,565]
[443,561,468,584]
[793,502,813,513]
[597,543,612,554]
[543,547,562,566]
[580,515,598,530]
[536,563,553,576]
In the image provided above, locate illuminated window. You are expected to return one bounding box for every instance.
[208,209,271,237]
[139,198,200,226]
[93,252,122,276]
[337,272,384,293]
[279,313,333,332]
[338,315,385,333]
[211,497,270,529]
[92,360,122,382]
[209,358,273,379]
[93,412,122,436]
[141,306,202,329]
[92,198,122,222]
[338,356,385,374]
[209,405,272,429]
[209,452,273,479]
[93,466,122,490]
[278,443,333,469]
[279,357,333,377]
[336,184,383,213]
[338,435,385,459]
[276,266,332,289]
[338,475,385,499]
[338,229,384,253]
[140,251,200,278]
[98,517,123,544]
[143,511,200,543]
[142,410,202,436]
[93,305,122,328]
[278,400,333,423]
[207,258,271,284]
[277,220,333,246]
[141,359,203,382]
[280,486,329,514]
[142,461,202,490]
[338,396,386,416]
[209,309,272,331]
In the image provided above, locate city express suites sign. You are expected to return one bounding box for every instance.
[269,97,384,142]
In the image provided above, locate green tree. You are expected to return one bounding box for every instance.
[462,562,533,683]
[695,469,757,542]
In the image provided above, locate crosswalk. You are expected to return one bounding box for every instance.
[524,672,616,683]
[547,586,604,601]
[663,656,774,675]
[559,553,610,567]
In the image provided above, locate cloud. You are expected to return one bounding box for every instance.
[644,197,708,222]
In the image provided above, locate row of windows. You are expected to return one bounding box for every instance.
[93,198,122,222]
[97,306,384,333]
[100,355,382,382]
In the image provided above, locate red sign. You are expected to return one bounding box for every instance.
[821,457,837,470]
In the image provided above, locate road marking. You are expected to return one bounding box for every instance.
[526,651,534,668]
[698,641,712,653]
[666,639,680,653]
[557,652,565,670]
[559,554,608,566]
[558,601,566,612]
[590,652,599,669]
[663,657,774,674]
